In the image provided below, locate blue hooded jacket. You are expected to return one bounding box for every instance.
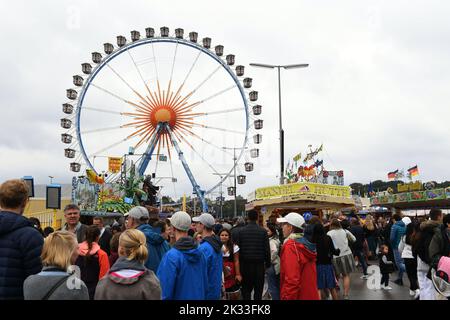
[137,224,170,273]
[157,237,208,300]
[0,211,44,299]
[390,220,406,249]
[198,235,223,300]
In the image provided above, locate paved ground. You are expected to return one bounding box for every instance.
[261,261,416,300]
[346,267,413,300]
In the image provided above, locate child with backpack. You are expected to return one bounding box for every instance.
[378,244,395,290]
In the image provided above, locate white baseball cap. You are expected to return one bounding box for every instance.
[277,212,305,229]
[169,211,192,231]
[192,213,215,228]
[124,206,149,219]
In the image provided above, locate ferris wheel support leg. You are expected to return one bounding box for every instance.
[137,123,163,177]
[166,124,208,213]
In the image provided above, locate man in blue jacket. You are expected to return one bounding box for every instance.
[193,213,223,300]
[157,211,208,300]
[0,179,44,299]
[390,212,406,285]
[125,206,170,273]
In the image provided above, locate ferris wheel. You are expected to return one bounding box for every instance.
[60,27,264,211]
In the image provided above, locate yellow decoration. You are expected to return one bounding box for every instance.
[108,157,122,173]
[255,182,351,200]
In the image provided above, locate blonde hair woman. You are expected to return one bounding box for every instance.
[94,229,161,300]
[363,215,378,259]
[23,231,89,300]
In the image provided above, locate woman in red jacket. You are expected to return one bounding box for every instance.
[278,212,319,300]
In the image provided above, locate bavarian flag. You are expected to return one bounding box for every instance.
[408,165,419,177]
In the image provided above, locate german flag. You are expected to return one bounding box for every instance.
[408,165,419,177]
[388,170,398,180]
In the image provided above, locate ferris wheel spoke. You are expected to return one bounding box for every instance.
[166,50,201,107]
[153,137,163,178]
[191,123,245,135]
[126,48,155,103]
[169,42,179,83]
[105,64,152,107]
[174,85,236,113]
[81,125,125,135]
[151,42,159,83]
[90,83,129,104]
[191,65,222,95]
[176,126,234,158]
[175,131,221,176]
[83,106,135,117]
[189,107,244,118]
[170,65,222,109]
[90,83,152,113]
[87,135,135,158]
[168,148,178,199]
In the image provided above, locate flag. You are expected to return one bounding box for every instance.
[408,165,419,177]
[387,170,398,180]
[293,153,302,162]
[108,157,123,173]
[315,159,323,168]
[317,144,323,153]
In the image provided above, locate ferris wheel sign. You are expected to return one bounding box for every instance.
[60,27,263,211]
[108,157,122,173]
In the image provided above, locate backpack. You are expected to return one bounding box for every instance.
[414,227,438,264]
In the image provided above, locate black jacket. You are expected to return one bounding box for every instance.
[316,235,340,265]
[0,211,44,299]
[231,223,245,243]
[429,224,450,270]
[235,222,270,266]
[350,225,365,251]
[98,228,112,256]
[378,253,395,274]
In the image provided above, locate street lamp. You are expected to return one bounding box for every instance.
[222,146,247,218]
[250,62,308,185]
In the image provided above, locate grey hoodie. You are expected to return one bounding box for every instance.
[23,266,89,300]
[94,257,161,300]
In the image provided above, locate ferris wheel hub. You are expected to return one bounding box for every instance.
[152,106,177,128]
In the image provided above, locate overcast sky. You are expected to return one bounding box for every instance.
[1,0,449,200]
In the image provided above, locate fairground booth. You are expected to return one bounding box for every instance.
[370,181,450,217]
[246,182,355,225]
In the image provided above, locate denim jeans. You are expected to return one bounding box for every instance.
[393,248,405,280]
[266,265,280,300]
[354,250,368,275]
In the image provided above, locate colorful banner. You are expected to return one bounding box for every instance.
[108,157,123,173]
[255,182,351,200]
[370,188,449,205]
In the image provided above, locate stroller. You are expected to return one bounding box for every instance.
[431,256,450,298]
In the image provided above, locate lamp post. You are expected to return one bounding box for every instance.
[222,146,247,218]
[212,173,227,219]
[249,63,308,185]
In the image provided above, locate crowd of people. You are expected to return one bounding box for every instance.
[0,178,449,300]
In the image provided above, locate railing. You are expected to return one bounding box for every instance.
[26,210,62,230]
